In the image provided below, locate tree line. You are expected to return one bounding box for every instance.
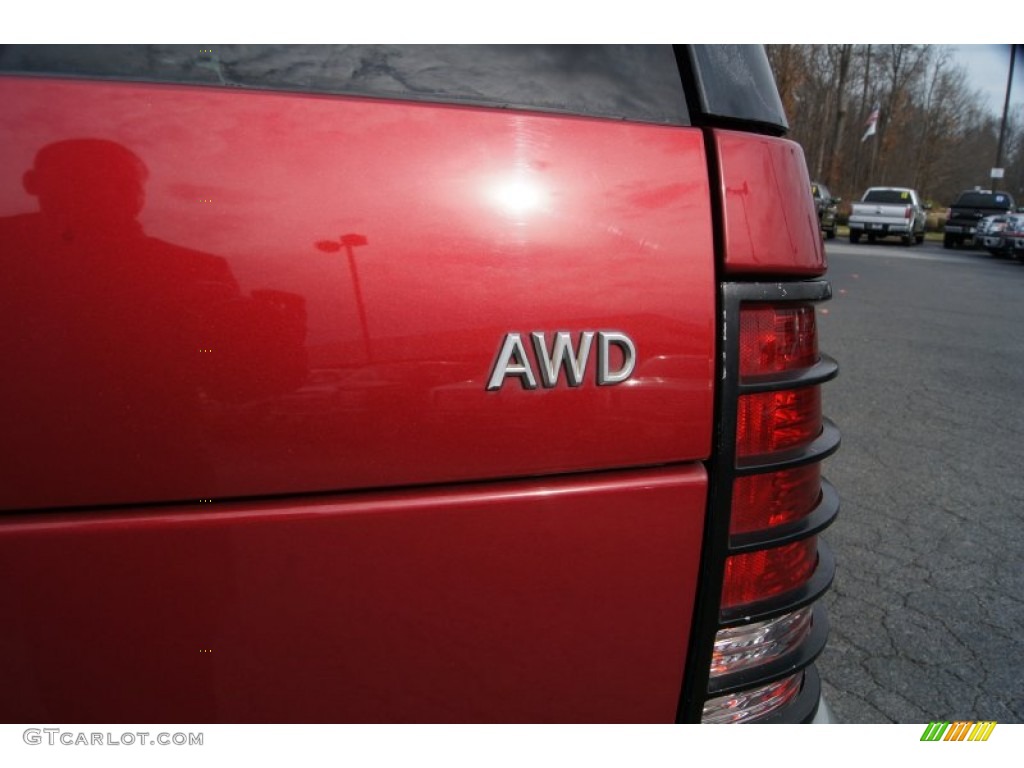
[766,45,1023,210]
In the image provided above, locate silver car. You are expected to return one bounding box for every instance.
[1003,214,1024,260]
[974,215,1012,256]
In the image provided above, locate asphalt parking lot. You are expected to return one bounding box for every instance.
[815,237,1024,723]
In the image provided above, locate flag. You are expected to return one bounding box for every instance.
[862,103,880,142]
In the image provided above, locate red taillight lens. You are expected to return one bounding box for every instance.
[721,537,818,610]
[739,305,817,376]
[731,463,821,534]
[738,303,822,456]
[728,302,826,609]
[737,388,821,457]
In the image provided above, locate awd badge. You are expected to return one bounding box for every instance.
[486,331,636,391]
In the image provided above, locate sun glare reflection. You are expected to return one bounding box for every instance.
[488,176,549,218]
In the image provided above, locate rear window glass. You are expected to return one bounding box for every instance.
[0,44,690,126]
[688,45,787,132]
[863,189,913,204]
[954,192,1012,210]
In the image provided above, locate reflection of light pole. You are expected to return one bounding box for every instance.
[994,44,1017,192]
[341,233,371,364]
[316,232,370,362]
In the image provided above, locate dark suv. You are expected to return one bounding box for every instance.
[811,181,839,239]
[944,189,1017,248]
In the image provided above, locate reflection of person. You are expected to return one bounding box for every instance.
[0,139,306,508]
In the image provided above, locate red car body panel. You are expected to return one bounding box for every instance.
[0,76,716,722]
[715,130,826,276]
[0,466,707,723]
[0,78,716,512]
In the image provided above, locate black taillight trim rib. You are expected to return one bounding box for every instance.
[739,354,838,393]
[729,478,839,554]
[734,419,841,474]
[719,540,836,627]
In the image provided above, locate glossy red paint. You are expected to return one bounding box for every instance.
[0,466,706,723]
[714,130,827,276]
[0,77,716,511]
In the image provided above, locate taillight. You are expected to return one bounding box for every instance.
[680,282,839,724]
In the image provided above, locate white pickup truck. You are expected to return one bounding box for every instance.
[848,186,928,245]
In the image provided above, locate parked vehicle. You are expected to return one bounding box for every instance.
[0,45,839,724]
[1003,214,1024,260]
[811,181,839,239]
[974,215,1013,256]
[848,186,927,245]
[945,189,1016,249]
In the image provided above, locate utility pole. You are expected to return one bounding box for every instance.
[853,45,871,194]
[993,44,1017,192]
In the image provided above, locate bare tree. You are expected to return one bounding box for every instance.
[765,44,1022,209]
[825,45,853,189]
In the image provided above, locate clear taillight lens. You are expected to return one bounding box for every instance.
[709,607,813,677]
[702,672,805,724]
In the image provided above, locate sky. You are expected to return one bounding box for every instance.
[945,44,1024,117]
